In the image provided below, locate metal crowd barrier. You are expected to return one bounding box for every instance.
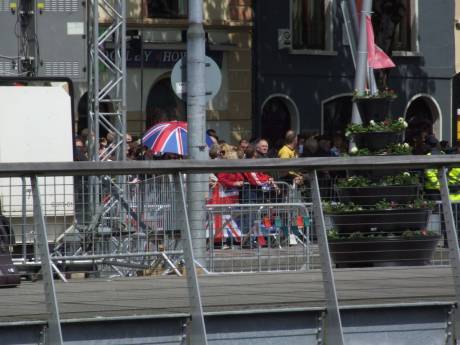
[206,202,311,272]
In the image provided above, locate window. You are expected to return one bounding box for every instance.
[357,0,418,53]
[145,0,188,19]
[291,0,333,52]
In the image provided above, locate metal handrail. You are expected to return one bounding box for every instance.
[1,155,460,177]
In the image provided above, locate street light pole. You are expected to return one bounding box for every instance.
[187,0,208,267]
[349,0,373,152]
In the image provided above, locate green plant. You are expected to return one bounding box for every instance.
[409,199,435,209]
[327,228,340,240]
[336,176,371,188]
[324,199,433,213]
[378,142,412,155]
[375,199,392,210]
[322,202,363,213]
[401,230,415,238]
[402,229,438,238]
[349,231,365,240]
[380,172,420,186]
[345,118,408,137]
[336,172,420,188]
[352,88,398,101]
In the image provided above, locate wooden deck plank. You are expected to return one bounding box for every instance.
[0,266,455,323]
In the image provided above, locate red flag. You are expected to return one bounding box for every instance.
[366,16,395,69]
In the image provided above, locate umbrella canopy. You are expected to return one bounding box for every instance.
[142,121,214,156]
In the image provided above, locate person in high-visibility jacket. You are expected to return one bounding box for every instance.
[424,135,460,248]
[424,135,460,201]
[425,166,460,201]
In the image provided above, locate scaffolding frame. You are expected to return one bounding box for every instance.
[87,0,127,162]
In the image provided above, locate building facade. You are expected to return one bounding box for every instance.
[254,0,460,148]
[89,0,253,144]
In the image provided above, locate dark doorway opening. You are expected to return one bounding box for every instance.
[323,95,353,137]
[261,97,292,149]
[146,76,186,128]
[77,92,113,137]
[405,97,436,146]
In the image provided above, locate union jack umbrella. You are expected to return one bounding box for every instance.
[142,121,214,156]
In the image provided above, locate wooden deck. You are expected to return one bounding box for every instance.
[0,265,455,323]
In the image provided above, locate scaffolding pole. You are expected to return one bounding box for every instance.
[88,0,127,162]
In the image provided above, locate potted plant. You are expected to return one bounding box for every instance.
[346,118,408,151]
[324,198,434,236]
[328,87,440,267]
[335,172,421,206]
[324,194,439,267]
[327,228,441,268]
[353,88,397,124]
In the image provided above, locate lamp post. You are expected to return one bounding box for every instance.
[349,0,373,152]
[186,0,208,267]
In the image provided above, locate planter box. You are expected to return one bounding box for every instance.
[353,131,404,151]
[336,185,420,206]
[326,208,431,235]
[328,235,440,267]
[355,97,395,124]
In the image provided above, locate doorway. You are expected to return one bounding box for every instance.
[404,95,441,146]
[322,94,353,137]
[260,95,299,150]
[146,75,186,128]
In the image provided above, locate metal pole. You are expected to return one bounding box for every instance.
[341,1,357,67]
[21,177,27,262]
[121,0,127,162]
[31,177,63,345]
[438,168,460,342]
[177,173,208,345]
[343,0,379,94]
[187,0,208,267]
[92,0,100,162]
[346,0,359,40]
[351,0,372,126]
[115,0,127,162]
[310,170,345,345]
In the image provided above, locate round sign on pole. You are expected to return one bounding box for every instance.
[171,56,222,102]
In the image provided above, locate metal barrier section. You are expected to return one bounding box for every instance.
[206,202,311,272]
[0,175,317,276]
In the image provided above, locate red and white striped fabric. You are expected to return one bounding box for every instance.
[207,183,241,242]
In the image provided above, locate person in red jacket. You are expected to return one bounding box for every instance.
[216,171,245,190]
[212,149,245,247]
[215,147,245,192]
[242,145,279,204]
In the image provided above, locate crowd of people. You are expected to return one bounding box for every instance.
[72,125,460,248]
[73,125,460,167]
[73,125,460,202]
